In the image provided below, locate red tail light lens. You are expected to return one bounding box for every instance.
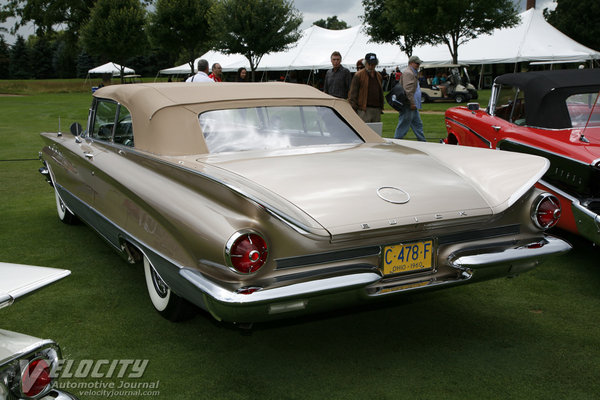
[532,193,561,230]
[226,231,268,274]
[21,358,52,397]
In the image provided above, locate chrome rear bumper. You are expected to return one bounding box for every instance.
[180,235,571,323]
[449,235,571,275]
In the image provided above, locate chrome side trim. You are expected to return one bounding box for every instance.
[445,116,492,148]
[498,138,590,166]
[52,185,190,276]
[449,236,571,272]
[537,179,578,202]
[180,268,381,305]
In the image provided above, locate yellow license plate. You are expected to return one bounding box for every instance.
[382,240,434,275]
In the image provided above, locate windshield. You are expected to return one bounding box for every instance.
[199,106,363,154]
[567,91,600,128]
[492,84,526,125]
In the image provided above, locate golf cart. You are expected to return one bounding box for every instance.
[123,74,142,84]
[420,64,478,103]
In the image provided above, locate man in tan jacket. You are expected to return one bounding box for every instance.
[394,55,426,141]
[348,53,384,123]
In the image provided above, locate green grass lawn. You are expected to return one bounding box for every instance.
[1,86,599,400]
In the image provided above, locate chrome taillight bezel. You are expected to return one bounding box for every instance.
[531,193,561,230]
[224,230,269,274]
[19,356,53,398]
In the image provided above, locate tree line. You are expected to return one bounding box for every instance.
[0,0,303,81]
[1,0,597,81]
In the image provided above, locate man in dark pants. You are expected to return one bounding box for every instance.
[348,53,383,123]
[323,51,351,99]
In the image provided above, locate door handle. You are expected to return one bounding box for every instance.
[84,152,94,160]
[491,125,501,132]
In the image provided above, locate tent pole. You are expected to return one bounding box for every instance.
[478,64,484,89]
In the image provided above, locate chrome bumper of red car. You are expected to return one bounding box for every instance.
[540,180,600,245]
[180,236,570,323]
[571,201,600,245]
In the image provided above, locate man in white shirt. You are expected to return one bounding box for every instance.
[185,59,215,83]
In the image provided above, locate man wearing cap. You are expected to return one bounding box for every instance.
[394,55,426,141]
[348,52,384,123]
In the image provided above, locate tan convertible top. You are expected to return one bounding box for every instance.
[93,82,381,155]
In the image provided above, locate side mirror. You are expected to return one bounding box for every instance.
[70,122,83,136]
[467,103,480,111]
[70,122,83,143]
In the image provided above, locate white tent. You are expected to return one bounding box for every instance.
[88,62,135,77]
[160,9,599,75]
[413,8,600,65]
[159,25,405,75]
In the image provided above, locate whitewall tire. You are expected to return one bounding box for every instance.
[143,254,195,321]
[54,186,77,224]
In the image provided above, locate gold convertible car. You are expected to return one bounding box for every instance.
[39,82,570,324]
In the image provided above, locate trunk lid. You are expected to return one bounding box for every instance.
[198,142,548,237]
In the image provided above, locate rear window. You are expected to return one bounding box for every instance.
[199,106,363,154]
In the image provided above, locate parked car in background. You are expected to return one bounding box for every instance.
[444,69,600,245]
[39,82,570,325]
[0,262,77,400]
[420,64,478,103]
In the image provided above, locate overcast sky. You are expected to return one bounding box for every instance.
[1,0,557,45]
[295,0,556,27]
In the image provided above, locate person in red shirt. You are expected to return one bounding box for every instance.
[209,63,223,82]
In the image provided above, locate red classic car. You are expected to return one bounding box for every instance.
[445,69,600,245]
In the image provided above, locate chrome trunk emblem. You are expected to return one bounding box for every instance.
[377,187,410,204]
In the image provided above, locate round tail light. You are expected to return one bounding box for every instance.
[225,231,268,274]
[21,358,52,398]
[531,193,561,230]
